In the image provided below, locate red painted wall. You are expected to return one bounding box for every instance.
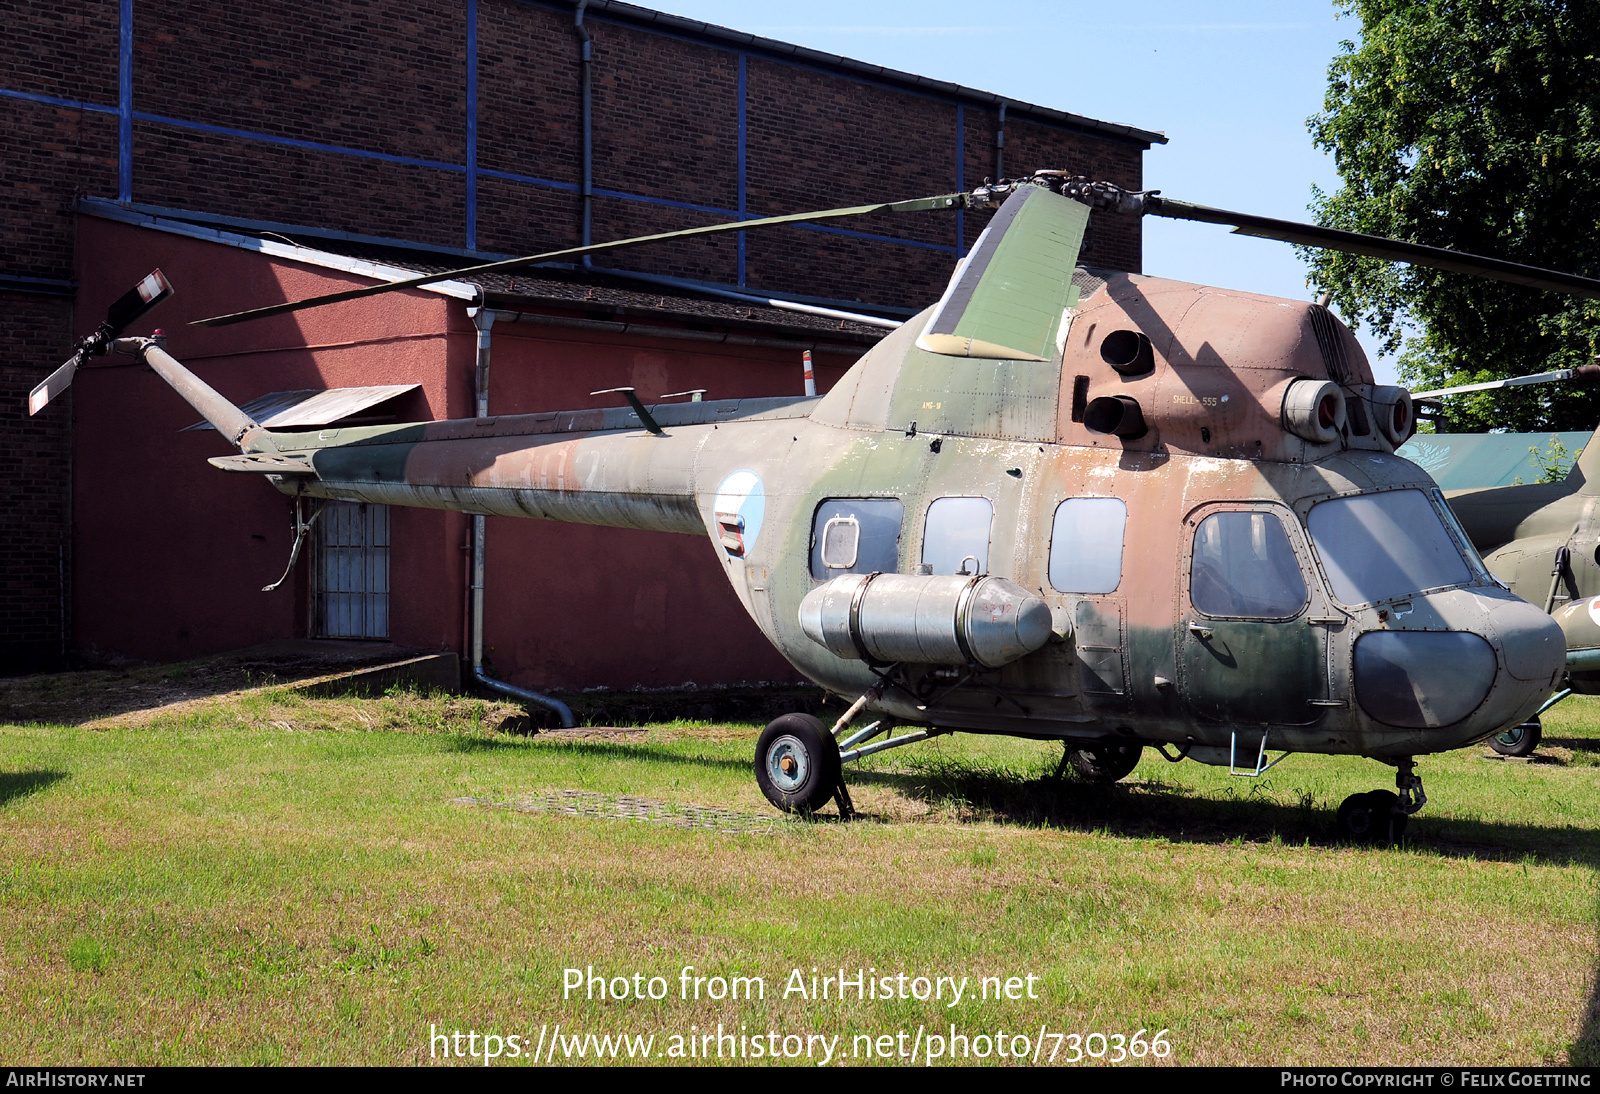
[72,216,464,663]
[4,0,1153,668]
[72,216,838,687]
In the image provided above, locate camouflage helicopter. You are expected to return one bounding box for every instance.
[1408,369,1600,757]
[39,171,1600,842]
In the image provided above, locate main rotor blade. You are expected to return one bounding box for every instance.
[1149,198,1600,300]
[1411,362,1600,400]
[192,193,965,328]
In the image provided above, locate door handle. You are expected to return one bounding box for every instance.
[1188,622,1213,640]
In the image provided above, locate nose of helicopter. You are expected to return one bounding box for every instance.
[1351,588,1565,748]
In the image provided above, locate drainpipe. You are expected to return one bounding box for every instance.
[466,302,575,727]
[995,101,1006,180]
[574,1,594,269]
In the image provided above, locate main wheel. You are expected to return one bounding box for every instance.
[755,713,841,814]
[1489,718,1542,758]
[1065,743,1143,783]
[1336,790,1407,844]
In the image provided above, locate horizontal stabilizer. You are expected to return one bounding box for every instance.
[208,453,315,475]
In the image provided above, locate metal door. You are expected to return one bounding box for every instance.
[315,501,390,639]
[1179,505,1323,726]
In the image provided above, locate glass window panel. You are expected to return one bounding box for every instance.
[1307,489,1472,605]
[922,497,993,576]
[1048,497,1127,593]
[809,499,903,578]
[820,516,860,569]
[1190,510,1308,619]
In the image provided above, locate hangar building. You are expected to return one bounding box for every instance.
[2,0,1163,691]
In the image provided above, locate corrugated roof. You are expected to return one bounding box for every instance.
[181,386,419,432]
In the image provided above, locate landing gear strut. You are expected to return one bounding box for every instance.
[1336,757,1426,845]
[756,678,960,817]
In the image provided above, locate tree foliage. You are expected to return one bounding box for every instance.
[1308,0,1600,430]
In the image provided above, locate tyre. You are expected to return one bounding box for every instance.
[1336,789,1407,844]
[755,713,841,814]
[1065,742,1143,782]
[1489,718,1542,758]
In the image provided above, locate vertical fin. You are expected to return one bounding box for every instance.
[915,186,1090,361]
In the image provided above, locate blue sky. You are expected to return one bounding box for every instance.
[651,0,1401,382]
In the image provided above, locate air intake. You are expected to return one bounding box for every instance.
[1308,304,1351,386]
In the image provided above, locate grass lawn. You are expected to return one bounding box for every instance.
[1,676,1597,1066]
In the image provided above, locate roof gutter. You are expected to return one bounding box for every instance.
[486,307,872,355]
[76,198,480,301]
[586,267,901,329]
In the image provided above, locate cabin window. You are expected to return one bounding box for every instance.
[1190,509,1307,619]
[1306,489,1472,605]
[1048,497,1127,593]
[922,496,994,576]
[819,515,860,569]
[809,499,903,579]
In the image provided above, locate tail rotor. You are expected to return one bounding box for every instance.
[28,268,173,415]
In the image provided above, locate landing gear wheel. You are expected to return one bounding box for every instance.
[1489,718,1542,758]
[755,713,842,815]
[1065,743,1143,783]
[1336,790,1407,845]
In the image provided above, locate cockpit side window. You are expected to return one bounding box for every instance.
[809,499,903,579]
[1306,489,1473,606]
[1190,510,1308,619]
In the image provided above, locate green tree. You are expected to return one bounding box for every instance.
[1307,0,1600,431]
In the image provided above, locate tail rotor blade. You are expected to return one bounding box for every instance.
[29,352,82,416]
[104,268,174,335]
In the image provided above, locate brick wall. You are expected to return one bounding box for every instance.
[0,0,1152,668]
[0,295,74,671]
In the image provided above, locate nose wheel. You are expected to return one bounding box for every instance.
[1336,757,1425,845]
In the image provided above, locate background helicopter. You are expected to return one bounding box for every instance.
[1408,368,1600,757]
[41,170,1600,842]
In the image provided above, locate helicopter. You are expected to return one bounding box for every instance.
[1406,369,1600,758]
[38,170,1600,843]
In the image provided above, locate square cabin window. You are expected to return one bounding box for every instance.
[1048,497,1127,593]
[1191,509,1308,619]
[922,497,994,576]
[809,498,904,579]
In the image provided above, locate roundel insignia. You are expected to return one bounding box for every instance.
[713,470,765,558]
[1587,594,1600,628]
